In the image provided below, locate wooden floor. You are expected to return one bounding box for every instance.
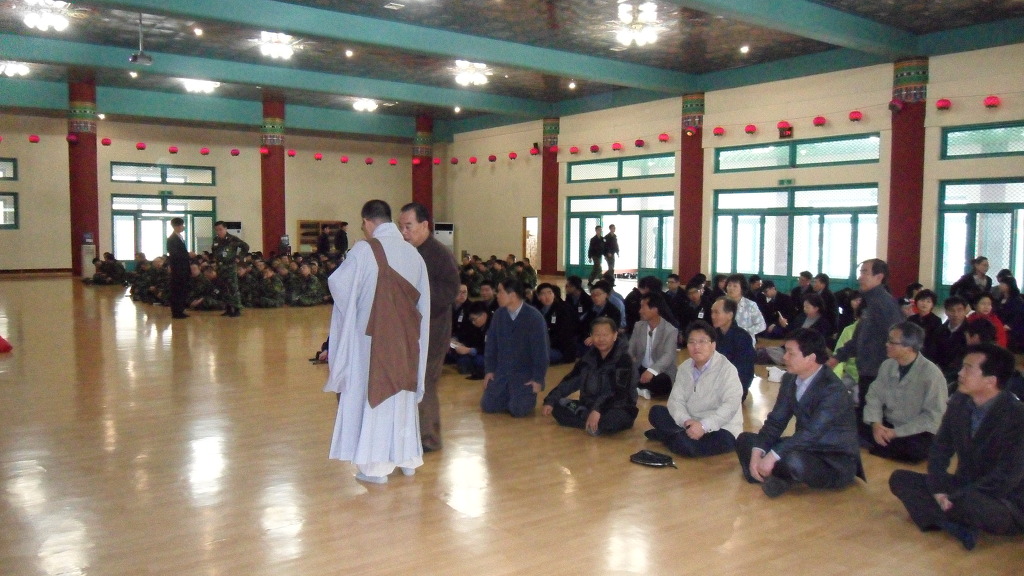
[0,277,1020,576]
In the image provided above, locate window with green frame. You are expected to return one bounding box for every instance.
[111,162,215,185]
[0,158,16,180]
[567,153,675,183]
[0,192,18,229]
[713,186,878,283]
[936,179,1024,293]
[715,134,880,172]
[941,121,1024,159]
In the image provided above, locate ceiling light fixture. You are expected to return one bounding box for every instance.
[129,71,138,78]
[453,106,461,114]
[0,62,30,77]
[181,79,220,93]
[353,98,378,112]
[740,45,750,54]
[22,0,69,32]
[568,80,577,90]
[345,49,354,58]
[616,1,661,47]
[193,27,203,36]
[453,60,492,87]
[259,31,298,60]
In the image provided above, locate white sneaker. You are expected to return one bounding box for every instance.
[399,467,416,477]
[638,388,651,400]
[355,472,388,484]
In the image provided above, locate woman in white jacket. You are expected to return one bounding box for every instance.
[645,320,744,457]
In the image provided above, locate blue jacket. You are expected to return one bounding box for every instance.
[716,322,756,388]
[485,302,550,389]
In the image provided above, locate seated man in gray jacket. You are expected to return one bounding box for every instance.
[862,321,948,463]
[628,293,679,399]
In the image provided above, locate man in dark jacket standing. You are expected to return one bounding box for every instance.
[889,343,1024,550]
[333,222,349,260]
[737,329,864,498]
[399,203,460,452]
[603,223,619,278]
[167,217,190,319]
[587,225,605,287]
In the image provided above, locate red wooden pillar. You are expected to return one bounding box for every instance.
[261,97,286,255]
[412,114,433,215]
[68,80,100,276]
[540,118,560,274]
[886,58,928,292]
[678,94,705,279]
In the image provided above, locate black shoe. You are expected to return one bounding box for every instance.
[221,308,233,316]
[229,310,242,317]
[172,313,189,319]
[761,476,792,498]
[941,521,978,551]
[644,429,662,441]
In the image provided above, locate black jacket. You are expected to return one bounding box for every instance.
[538,299,578,363]
[587,234,605,261]
[544,339,637,417]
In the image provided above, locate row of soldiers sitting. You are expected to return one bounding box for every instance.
[459,253,539,296]
[129,251,335,311]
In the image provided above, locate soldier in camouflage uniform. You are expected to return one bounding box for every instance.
[211,221,249,317]
[275,264,299,305]
[236,264,260,309]
[252,267,286,308]
[189,267,225,311]
[291,263,327,306]
[130,260,153,301]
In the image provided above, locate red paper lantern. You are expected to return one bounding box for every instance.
[365,157,374,165]
[590,145,600,153]
[611,142,622,151]
[388,158,397,165]
[488,155,497,162]
[260,146,270,155]
[529,147,539,155]
[984,95,1001,108]
[66,134,79,144]
[935,98,952,110]
[813,116,827,126]
[0,136,3,144]
[101,138,111,146]
[433,157,441,165]
[635,139,645,148]
[412,157,422,165]
[777,121,792,129]
[450,158,458,165]
[509,152,517,160]
[469,156,478,164]
[888,99,904,113]
[136,142,147,150]
[712,127,725,136]
[684,126,698,137]
[168,145,178,154]
[569,146,580,154]
[549,145,559,153]
[744,125,757,134]
[849,110,863,122]
[340,155,349,163]
[230,149,240,156]
[313,152,322,160]
[658,133,670,142]
[28,134,40,143]
[286,149,296,157]
[200,147,210,155]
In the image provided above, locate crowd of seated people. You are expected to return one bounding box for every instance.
[127,250,335,312]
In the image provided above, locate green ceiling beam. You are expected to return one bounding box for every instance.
[85,0,698,93]
[97,86,262,125]
[668,0,917,58]
[918,16,1024,56]
[0,77,68,110]
[0,33,552,118]
[698,48,890,92]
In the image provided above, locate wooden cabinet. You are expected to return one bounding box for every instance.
[296,220,344,252]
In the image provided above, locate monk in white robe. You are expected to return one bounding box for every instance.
[324,200,430,484]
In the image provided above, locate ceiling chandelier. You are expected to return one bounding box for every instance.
[0,62,31,77]
[453,60,492,87]
[181,79,220,94]
[258,31,299,60]
[352,98,378,112]
[22,0,70,32]
[616,1,660,47]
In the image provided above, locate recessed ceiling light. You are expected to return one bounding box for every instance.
[193,27,203,36]
[609,46,628,52]
[129,71,138,78]
[97,113,106,120]
[740,45,750,54]
[568,80,576,90]
[181,79,220,93]
[345,49,353,58]
[454,106,461,113]
[384,2,404,9]
[353,98,378,112]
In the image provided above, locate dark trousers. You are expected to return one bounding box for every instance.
[588,259,602,285]
[169,270,189,315]
[481,377,537,417]
[889,470,1023,535]
[859,424,934,463]
[551,401,636,435]
[638,367,673,397]
[604,254,616,277]
[648,405,735,457]
[854,374,876,423]
[735,432,857,489]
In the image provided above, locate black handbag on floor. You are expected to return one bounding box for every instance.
[629,449,677,468]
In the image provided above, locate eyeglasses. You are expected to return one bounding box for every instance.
[687,339,713,346]
[886,339,905,346]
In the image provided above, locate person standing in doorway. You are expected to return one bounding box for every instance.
[587,225,605,287]
[334,222,349,261]
[211,221,249,317]
[604,224,619,279]
[167,217,190,319]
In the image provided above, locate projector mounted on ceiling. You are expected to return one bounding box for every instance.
[130,12,152,65]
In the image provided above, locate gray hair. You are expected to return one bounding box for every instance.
[891,321,925,352]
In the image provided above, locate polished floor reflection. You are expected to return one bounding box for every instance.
[0,277,1020,575]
